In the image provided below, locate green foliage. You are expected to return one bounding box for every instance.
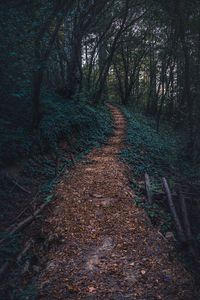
[121,107,183,178]
[44,194,54,204]
[121,107,200,182]
[0,93,112,168]
[36,94,112,163]
[134,196,172,232]
[121,107,181,233]
[0,92,112,299]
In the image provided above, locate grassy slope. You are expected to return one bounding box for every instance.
[120,107,180,230]
[0,94,113,224]
[120,107,193,180]
[120,107,200,277]
[0,95,112,284]
[0,94,113,223]
[0,93,112,168]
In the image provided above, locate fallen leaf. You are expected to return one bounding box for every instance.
[88,286,96,293]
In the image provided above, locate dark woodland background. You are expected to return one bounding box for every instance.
[0,0,200,298]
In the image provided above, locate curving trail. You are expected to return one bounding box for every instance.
[37,105,193,299]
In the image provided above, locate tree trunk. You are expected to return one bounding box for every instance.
[174,0,194,154]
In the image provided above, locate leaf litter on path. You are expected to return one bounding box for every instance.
[36,105,194,300]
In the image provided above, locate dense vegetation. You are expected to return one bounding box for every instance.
[1,0,200,165]
[0,0,200,297]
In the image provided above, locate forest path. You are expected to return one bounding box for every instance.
[37,105,192,300]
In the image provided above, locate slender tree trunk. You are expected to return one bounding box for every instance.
[31,1,74,129]
[174,0,194,153]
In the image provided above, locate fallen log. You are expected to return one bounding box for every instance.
[1,164,64,246]
[162,178,186,242]
[6,174,31,194]
[0,201,48,245]
[17,239,33,263]
[0,239,33,280]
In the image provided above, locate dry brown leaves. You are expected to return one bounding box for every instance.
[36,106,194,300]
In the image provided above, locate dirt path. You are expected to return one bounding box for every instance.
[37,105,193,299]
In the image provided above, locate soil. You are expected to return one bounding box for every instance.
[34,105,194,299]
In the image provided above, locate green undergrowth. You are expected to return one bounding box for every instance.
[120,107,186,233]
[120,107,183,179]
[0,94,112,299]
[120,107,200,182]
[121,107,200,272]
[0,93,113,229]
[0,93,112,168]
[19,96,113,196]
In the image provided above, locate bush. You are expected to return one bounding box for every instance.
[0,93,112,168]
[120,108,183,178]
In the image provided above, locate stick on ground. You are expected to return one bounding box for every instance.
[145,172,152,204]
[162,178,186,242]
